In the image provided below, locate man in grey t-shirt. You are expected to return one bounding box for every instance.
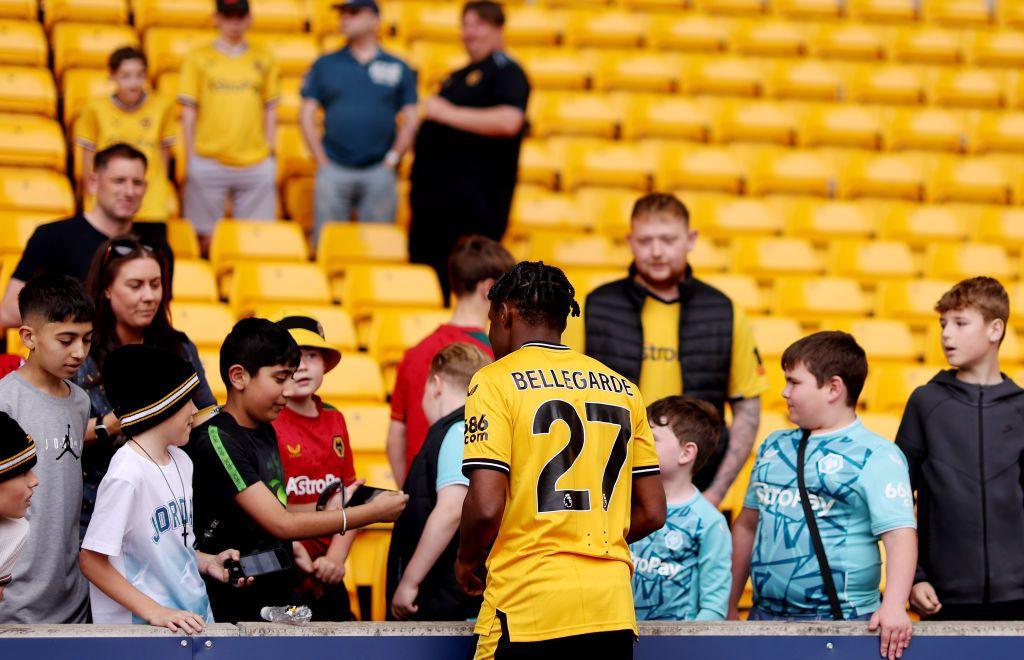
[0,371,90,623]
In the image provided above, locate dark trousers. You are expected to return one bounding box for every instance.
[928,599,1024,621]
[495,629,634,660]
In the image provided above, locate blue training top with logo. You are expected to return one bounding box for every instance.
[742,418,916,618]
[631,489,732,621]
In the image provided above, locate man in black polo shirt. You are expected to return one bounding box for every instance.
[0,143,172,328]
[408,0,530,302]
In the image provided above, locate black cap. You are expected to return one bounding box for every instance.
[104,345,200,437]
[0,412,36,483]
[333,0,379,13]
[217,0,250,16]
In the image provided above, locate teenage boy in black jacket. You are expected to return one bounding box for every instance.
[897,277,1024,621]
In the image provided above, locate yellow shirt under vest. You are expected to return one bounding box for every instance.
[178,42,279,167]
[463,342,660,644]
[639,295,768,404]
[74,93,176,220]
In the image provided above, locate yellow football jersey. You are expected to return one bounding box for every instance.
[463,341,660,644]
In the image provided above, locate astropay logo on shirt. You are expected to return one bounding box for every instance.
[752,482,837,517]
[287,473,339,497]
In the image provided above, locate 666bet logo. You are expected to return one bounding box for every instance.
[886,481,913,507]
[465,415,489,444]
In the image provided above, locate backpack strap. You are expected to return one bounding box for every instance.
[797,428,845,621]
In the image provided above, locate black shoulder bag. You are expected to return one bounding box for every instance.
[796,428,845,621]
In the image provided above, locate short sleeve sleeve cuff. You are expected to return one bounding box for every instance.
[462,458,510,477]
[632,465,660,477]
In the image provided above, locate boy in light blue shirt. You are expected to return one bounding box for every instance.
[630,396,731,621]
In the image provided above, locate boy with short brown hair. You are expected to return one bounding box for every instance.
[897,277,1024,621]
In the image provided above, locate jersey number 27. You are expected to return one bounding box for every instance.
[533,400,632,514]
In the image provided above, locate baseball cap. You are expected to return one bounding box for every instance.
[332,0,379,13]
[216,0,250,16]
[276,315,342,373]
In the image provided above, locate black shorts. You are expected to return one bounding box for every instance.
[493,629,634,660]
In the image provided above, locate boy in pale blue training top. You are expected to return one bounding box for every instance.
[728,332,917,660]
[631,396,731,621]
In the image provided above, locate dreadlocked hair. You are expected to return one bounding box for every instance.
[488,261,581,330]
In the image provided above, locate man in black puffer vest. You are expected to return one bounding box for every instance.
[386,342,492,621]
[585,193,767,506]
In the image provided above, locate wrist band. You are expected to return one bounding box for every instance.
[340,505,347,536]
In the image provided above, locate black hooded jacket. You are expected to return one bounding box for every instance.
[896,370,1024,604]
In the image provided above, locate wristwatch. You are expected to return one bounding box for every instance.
[95,414,110,443]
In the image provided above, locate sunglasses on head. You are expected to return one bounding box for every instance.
[102,238,155,264]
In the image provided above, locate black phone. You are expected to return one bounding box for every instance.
[346,484,393,508]
[226,548,293,580]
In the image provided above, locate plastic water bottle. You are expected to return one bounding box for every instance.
[260,604,313,625]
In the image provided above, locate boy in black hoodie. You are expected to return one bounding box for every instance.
[896,276,1024,621]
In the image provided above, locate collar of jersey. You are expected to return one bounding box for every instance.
[521,341,569,351]
[809,417,862,439]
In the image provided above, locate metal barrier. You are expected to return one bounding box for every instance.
[2,622,1023,659]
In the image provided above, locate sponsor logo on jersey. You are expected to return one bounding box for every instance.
[466,70,483,86]
[817,454,844,475]
[752,482,837,517]
[332,435,345,459]
[369,61,403,87]
[286,473,339,497]
[664,530,684,551]
[285,443,301,457]
[632,553,684,578]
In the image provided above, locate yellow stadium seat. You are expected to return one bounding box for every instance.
[878,278,957,322]
[340,263,443,316]
[733,20,809,57]
[774,0,841,17]
[229,262,332,316]
[749,148,837,197]
[318,353,385,404]
[316,222,407,278]
[891,26,964,64]
[802,104,884,149]
[593,52,682,94]
[562,141,654,191]
[830,239,918,282]
[769,59,844,101]
[925,241,1013,281]
[250,303,357,352]
[210,219,308,280]
[785,199,877,241]
[528,233,631,271]
[733,237,824,278]
[932,68,1008,109]
[972,111,1024,154]
[849,0,919,22]
[748,316,804,358]
[648,15,732,53]
[276,76,301,124]
[170,302,235,350]
[366,308,452,365]
[887,107,967,152]
[716,101,799,146]
[563,268,622,299]
[52,23,136,77]
[702,273,769,314]
[144,28,216,77]
[696,0,768,15]
[879,203,972,245]
[0,212,50,257]
[849,64,927,105]
[44,0,127,29]
[282,175,314,230]
[399,2,461,41]
[503,6,566,46]
[971,30,1024,67]
[657,146,749,194]
[622,96,712,142]
[197,349,226,401]
[684,56,766,97]
[1011,283,1024,325]
[0,66,56,117]
[857,412,902,440]
[61,68,110,128]
[344,528,391,620]
[619,0,689,10]
[812,23,887,61]
[275,123,315,182]
[509,187,590,234]
[517,138,564,189]
[407,41,466,90]
[514,48,592,91]
[0,20,46,67]
[564,10,649,49]
[927,0,993,26]
[689,196,783,238]
[862,364,940,413]
[171,259,218,303]
[773,276,872,320]
[249,0,307,32]
[687,239,731,274]
[0,113,65,171]
[0,0,34,19]
[830,318,921,361]
[930,156,1014,203]
[974,206,1024,248]
[531,93,621,139]
[249,33,318,77]
[133,0,212,32]
[163,219,200,260]
[0,167,73,214]
[841,153,927,201]
[337,402,390,452]
[575,186,637,239]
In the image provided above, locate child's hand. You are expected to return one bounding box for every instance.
[146,605,207,634]
[909,581,942,616]
[868,603,912,660]
[391,578,419,620]
[312,556,345,585]
[292,542,314,574]
[206,549,255,587]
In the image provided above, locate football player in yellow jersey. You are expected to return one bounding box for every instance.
[458,262,667,660]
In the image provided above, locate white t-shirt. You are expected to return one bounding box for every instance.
[82,444,213,624]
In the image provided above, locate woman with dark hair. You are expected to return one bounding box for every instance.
[75,236,216,537]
